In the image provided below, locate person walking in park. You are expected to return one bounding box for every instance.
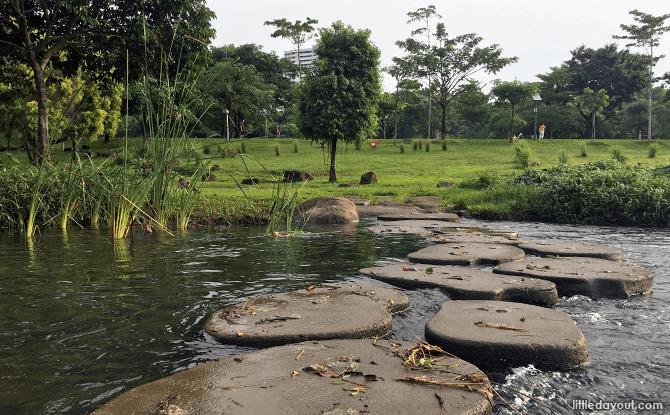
[539,124,546,139]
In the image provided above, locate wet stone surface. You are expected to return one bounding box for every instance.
[92,339,493,415]
[517,240,623,261]
[359,264,558,306]
[407,243,526,266]
[493,257,654,298]
[428,231,527,245]
[204,284,409,347]
[425,300,589,371]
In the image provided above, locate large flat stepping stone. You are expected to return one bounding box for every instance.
[359,264,558,306]
[377,211,460,222]
[493,257,653,298]
[408,243,525,265]
[204,284,409,347]
[92,339,493,415]
[425,300,589,371]
[428,232,528,246]
[357,204,420,218]
[518,240,622,261]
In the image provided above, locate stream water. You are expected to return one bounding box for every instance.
[0,219,668,414]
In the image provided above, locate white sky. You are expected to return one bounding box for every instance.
[207,0,670,92]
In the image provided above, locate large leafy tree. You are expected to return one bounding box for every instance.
[490,80,540,143]
[203,60,276,138]
[536,65,582,139]
[396,15,516,137]
[572,88,610,140]
[0,0,215,165]
[453,80,491,139]
[297,21,381,182]
[264,17,318,81]
[565,44,646,137]
[613,10,670,140]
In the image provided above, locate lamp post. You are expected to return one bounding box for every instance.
[224,109,230,142]
[532,93,542,139]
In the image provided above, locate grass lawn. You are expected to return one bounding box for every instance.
[3,137,669,222]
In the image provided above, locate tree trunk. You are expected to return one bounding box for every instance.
[329,137,338,182]
[33,64,49,166]
[440,101,447,138]
[508,104,515,144]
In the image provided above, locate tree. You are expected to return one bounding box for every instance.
[297,22,381,182]
[536,65,582,139]
[203,61,276,138]
[453,80,491,139]
[0,0,215,165]
[572,88,610,140]
[396,13,516,137]
[491,80,540,143]
[565,44,646,137]
[614,10,670,140]
[264,17,319,81]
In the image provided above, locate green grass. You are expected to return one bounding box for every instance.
[3,138,669,226]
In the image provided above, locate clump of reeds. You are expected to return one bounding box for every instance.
[649,142,659,158]
[400,144,405,154]
[425,141,430,152]
[275,145,280,156]
[293,140,299,153]
[442,141,447,151]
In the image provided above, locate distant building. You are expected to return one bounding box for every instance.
[284,46,317,71]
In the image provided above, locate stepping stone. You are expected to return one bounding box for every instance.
[408,243,525,266]
[425,300,589,371]
[357,204,420,218]
[428,232,528,246]
[377,211,460,222]
[518,240,622,261]
[368,220,515,237]
[359,264,558,306]
[92,339,493,415]
[204,284,409,347]
[493,257,654,298]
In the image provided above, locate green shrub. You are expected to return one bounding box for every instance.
[514,142,531,168]
[611,145,625,162]
[558,148,569,165]
[275,145,280,156]
[580,142,588,157]
[413,141,418,151]
[400,144,405,154]
[649,142,659,158]
[442,141,447,151]
[418,141,423,150]
[425,141,430,152]
[293,140,299,153]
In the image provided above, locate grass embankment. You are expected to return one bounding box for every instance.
[2,137,669,229]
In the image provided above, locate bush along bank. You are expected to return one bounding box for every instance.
[511,160,670,226]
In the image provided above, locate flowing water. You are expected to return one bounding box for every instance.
[0,220,668,414]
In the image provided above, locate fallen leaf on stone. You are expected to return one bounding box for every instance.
[210,328,219,332]
[262,330,268,333]
[364,374,378,381]
[467,230,473,233]
[234,357,247,362]
[236,331,245,336]
[291,371,301,376]
[317,371,340,378]
[449,251,467,256]
[345,386,369,392]
[307,285,316,291]
[389,299,395,305]
[390,340,402,348]
[250,311,256,315]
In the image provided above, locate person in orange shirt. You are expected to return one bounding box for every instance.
[539,124,546,139]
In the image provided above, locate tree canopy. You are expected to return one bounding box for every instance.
[264,17,318,80]
[0,0,215,165]
[297,21,381,182]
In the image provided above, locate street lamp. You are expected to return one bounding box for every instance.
[532,93,542,139]
[224,109,230,142]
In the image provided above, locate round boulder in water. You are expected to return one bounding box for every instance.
[493,257,653,298]
[92,339,493,415]
[408,243,525,265]
[425,300,589,371]
[204,285,409,347]
[360,264,557,306]
[518,241,622,261]
[292,196,359,224]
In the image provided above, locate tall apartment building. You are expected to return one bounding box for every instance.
[283,46,317,70]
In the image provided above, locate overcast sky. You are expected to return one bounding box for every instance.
[206,0,670,92]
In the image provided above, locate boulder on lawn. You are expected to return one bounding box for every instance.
[360,171,377,184]
[284,170,313,182]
